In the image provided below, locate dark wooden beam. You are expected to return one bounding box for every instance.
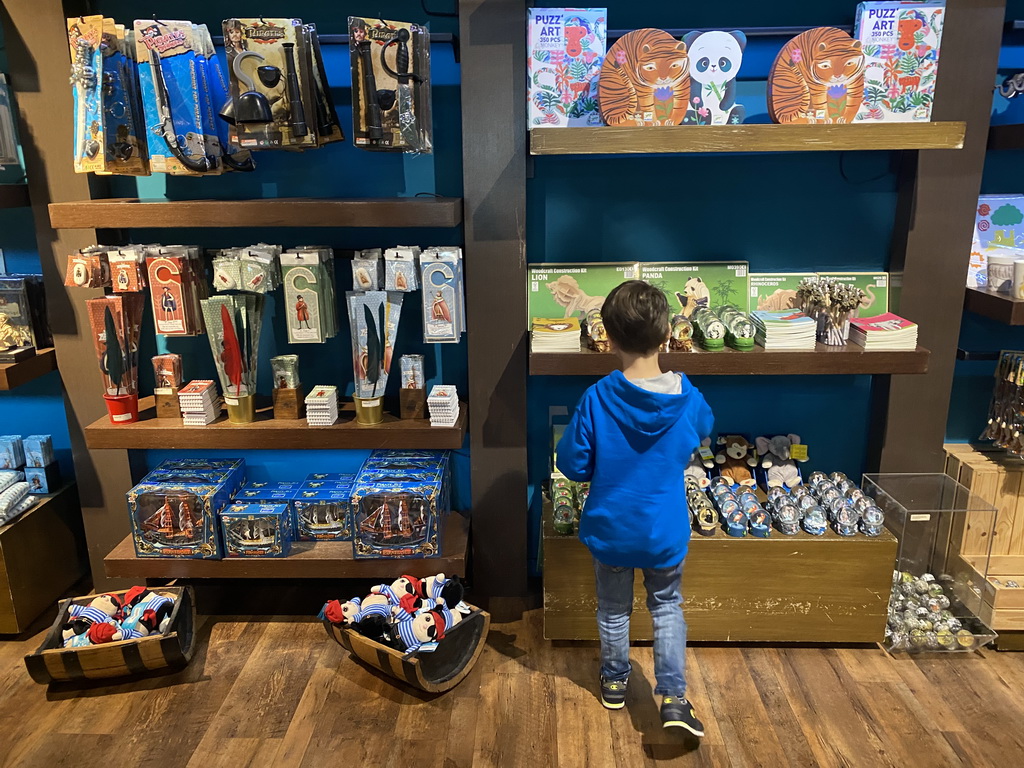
[2,0,134,590]
[878,0,1007,473]
[460,0,529,599]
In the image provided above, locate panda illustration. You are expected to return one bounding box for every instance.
[683,30,747,125]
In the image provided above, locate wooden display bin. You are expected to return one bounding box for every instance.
[323,604,490,693]
[944,445,1024,631]
[24,585,196,684]
[542,505,897,643]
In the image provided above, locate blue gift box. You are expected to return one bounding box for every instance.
[23,435,54,469]
[24,464,60,494]
[0,436,25,471]
[127,481,230,559]
[303,472,357,484]
[152,459,245,496]
[220,503,292,557]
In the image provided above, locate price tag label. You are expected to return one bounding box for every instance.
[698,447,714,462]
[790,444,809,461]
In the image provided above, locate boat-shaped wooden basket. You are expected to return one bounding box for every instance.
[24,586,196,684]
[324,604,490,693]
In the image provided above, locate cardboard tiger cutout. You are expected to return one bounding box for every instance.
[768,27,865,124]
[599,28,690,126]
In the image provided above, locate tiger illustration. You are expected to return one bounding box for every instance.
[768,27,865,124]
[599,28,690,126]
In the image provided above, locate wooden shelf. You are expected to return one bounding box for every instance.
[0,184,30,209]
[964,286,1024,325]
[0,348,58,390]
[48,197,464,229]
[988,123,1024,151]
[84,396,467,450]
[529,122,967,155]
[530,344,930,376]
[104,513,469,580]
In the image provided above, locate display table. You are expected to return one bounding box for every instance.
[542,508,897,644]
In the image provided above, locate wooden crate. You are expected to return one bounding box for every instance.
[24,586,195,684]
[542,512,897,643]
[0,485,87,634]
[324,604,490,693]
[944,445,1024,630]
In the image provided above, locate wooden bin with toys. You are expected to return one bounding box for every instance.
[23,586,195,684]
[324,603,489,693]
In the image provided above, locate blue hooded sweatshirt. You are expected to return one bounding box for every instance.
[556,370,713,569]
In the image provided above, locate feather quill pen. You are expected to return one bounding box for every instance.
[220,304,243,397]
[365,304,381,396]
[102,306,125,395]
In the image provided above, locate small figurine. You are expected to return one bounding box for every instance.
[668,314,693,352]
[584,308,610,352]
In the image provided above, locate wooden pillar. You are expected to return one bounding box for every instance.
[3,0,133,589]
[459,0,529,600]
[879,0,1007,473]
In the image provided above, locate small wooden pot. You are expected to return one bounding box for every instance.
[273,386,305,419]
[399,388,427,419]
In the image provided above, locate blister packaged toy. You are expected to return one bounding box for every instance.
[349,17,432,153]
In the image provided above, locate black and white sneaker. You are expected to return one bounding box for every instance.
[600,677,627,710]
[661,696,704,736]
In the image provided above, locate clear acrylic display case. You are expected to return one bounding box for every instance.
[862,473,998,653]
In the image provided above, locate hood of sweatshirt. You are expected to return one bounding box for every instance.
[594,370,695,441]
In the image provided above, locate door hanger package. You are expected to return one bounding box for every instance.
[348,17,432,153]
[281,248,338,343]
[134,20,218,175]
[223,18,318,150]
[420,247,465,343]
[146,245,207,335]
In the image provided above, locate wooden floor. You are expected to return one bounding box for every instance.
[1,608,1024,767]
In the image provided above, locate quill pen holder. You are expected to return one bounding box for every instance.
[353,395,383,426]
[225,393,256,424]
[104,393,139,424]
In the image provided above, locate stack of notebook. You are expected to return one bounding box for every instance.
[850,314,919,350]
[305,386,340,426]
[428,385,460,428]
[531,317,582,353]
[751,310,817,350]
[178,380,220,426]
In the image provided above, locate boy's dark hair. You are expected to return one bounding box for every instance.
[602,280,670,355]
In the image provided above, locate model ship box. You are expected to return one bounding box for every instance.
[975,194,1024,250]
[304,472,357,484]
[855,1,945,123]
[293,488,353,542]
[817,273,889,318]
[362,450,452,512]
[152,458,245,489]
[528,8,606,129]
[127,481,230,559]
[220,503,292,558]
[143,467,244,498]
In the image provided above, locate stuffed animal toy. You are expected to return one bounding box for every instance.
[415,573,464,607]
[685,438,714,489]
[393,593,440,620]
[62,593,122,646]
[370,576,420,606]
[755,434,807,489]
[715,435,758,487]
[386,601,463,653]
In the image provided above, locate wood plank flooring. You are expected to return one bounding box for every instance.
[1,609,1023,767]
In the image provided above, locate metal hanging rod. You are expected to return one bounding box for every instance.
[212,32,458,61]
[607,25,853,41]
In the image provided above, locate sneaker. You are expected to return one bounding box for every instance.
[661,696,704,736]
[600,677,627,710]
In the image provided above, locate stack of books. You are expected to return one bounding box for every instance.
[751,310,817,350]
[427,385,460,428]
[178,380,220,426]
[850,313,919,350]
[305,386,340,426]
[531,317,582,353]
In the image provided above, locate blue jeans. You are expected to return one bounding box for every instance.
[594,559,687,697]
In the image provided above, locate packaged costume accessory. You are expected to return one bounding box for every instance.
[349,17,433,153]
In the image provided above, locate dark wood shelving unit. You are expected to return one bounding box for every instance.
[988,123,1024,151]
[530,344,930,376]
[104,514,469,580]
[84,396,467,450]
[964,286,1024,325]
[529,122,967,156]
[0,184,30,209]
[48,197,464,229]
[0,348,58,390]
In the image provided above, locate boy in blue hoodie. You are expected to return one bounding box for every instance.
[556,280,713,736]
